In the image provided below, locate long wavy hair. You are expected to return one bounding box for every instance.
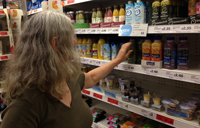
[3,11,81,103]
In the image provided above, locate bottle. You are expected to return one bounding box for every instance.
[86,36,93,58]
[197,0,200,17]
[126,1,135,24]
[96,8,103,23]
[107,6,113,22]
[69,11,75,23]
[92,8,97,23]
[164,37,176,69]
[113,5,119,22]
[79,10,85,24]
[172,0,177,17]
[103,42,111,60]
[177,37,189,70]
[77,36,82,56]
[82,36,87,57]
[119,4,125,22]
[76,11,79,23]
[137,39,144,64]
[151,37,162,61]
[128,38,137,64]
[146,2,152,24]
[134,0,146,24]
[104,7,108,23]
[189,0,196,16]
[98,36,106,60]
[177,0,181,17]
[111,42,118,60]
[92,39,98,59]
[161,0,172,20]
[84,11,90,23]
[142,37,152,60]
[102,8,105,21]
[152,0,161,20]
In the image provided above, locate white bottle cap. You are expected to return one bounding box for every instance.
[128,1,132,4]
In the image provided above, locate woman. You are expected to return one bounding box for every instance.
[0,11,132,128]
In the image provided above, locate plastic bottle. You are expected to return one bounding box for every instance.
[161,0,172,20]
[92,39,98,59]
[197,0,200,16]
[164,37,176,69]
[142,37,152,60]
[107,6,113,22]
[84,11,90,23]
[126,1,135,25]
[134,0,146,24]
[151,37,162,61]
[79,10,85,24]
[98,36,106,60]
[113,5,119,22]
[103,42,111,60]
[104,7,108,23]
[137,39,144,64]
[128,38,137,64]
[77,36,82,56]
[76,11,79,23]
[111,42,118,60]
[82,36,87,57]
[152,0,161,20]
[92,8,97,23]
[86,36,93,58]
[146,2,152,24]
[96,8,103,23]
[189,0,196,16]
[177,37,189,70]
[119,4,125,22]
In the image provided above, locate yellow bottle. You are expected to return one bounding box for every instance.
[152,0,161,20]
[161,0,171,19]
[92,40,98,59]
[113,5,119,22]
[98,37,106,60]
[119,4,125,22]
[151,37,162,61]
[82,37,87,57]
[142,37,152,61]
[77,37,82,56]
[86,37,93,58]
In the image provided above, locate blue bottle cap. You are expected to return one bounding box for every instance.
[167,37,175,40]
[179,37,188,40]
[145,37,151,40]
[154,37,161,40]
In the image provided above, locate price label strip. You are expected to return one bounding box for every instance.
[166,71,185,80]
[82,90,90,95]
[88,60,93,65]
[156,114,174,125]
[154,26,173,33]
[141,109,155,120]
[144,69,159,76]
[191,75,200,83]
[86,29,90,34]
[93,93,103,100]
[112,28,119,34]
[107,98,118,105]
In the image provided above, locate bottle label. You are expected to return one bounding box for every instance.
[92,48,98,57]
[77,45,82,55]
[113,16,119,22]
[161,5,172,19]
[79,19,85,24]
[189,5,196,15]
[104,47,110,60]
[152,6,161,20]
[164,48,176,66]
[101,45,104,56]
[119,15,125,22]
[92,18,96,23]
[82,45,86,55]
[107,17,113,22]
[104,17,107,23]
[177,48,189,66]
[76,20,79,24]
[71,20,75,23]
[86,44,92,55]
[197,2,200,14]
[112,47,117,60]
[152,47,161,58]
[96,18,103,23]
[142,46,151,57]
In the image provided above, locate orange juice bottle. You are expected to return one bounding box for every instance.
[86,36,93,58]
[151,37,162,61]
[142,37,152,60]
[82,36,87,57]
[92,39,98,59]
[98,36,106,59]
[119,4,125,22]
[77,36,82,56]
[113,5,119,22]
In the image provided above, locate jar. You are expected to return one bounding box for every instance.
[69,11,75,23]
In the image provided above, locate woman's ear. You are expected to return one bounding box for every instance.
[51,37,58,52]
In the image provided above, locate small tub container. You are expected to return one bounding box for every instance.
[187,98,200,110]
[179,103,196,120]
[162,99,179,110]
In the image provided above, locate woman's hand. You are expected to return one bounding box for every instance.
[115,42,133,64]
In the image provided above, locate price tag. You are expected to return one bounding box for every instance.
[141,109,154,119]
[154,26,173,33]
[81,29,86,34]
[107,98,118,105]
[82,89,90,95]
[92,60,96,65]
[95,61,101,66]
[0,31,8,36]
[191,75,200,83]
[180,26,192,31]
[100,28,107,33]
[101,61,108,66]
[144,69,159,76]
[75,29,79,34]
[90,28,96,33]
[123,103,129,110]
[78,29,82,34]
[174,25,193,33]
[193,25,200,32]
[0,56,8,60]
[82,58,88,64]
[156,114,174,125]
[93,93,103,100]
[112,28,119,33]
[88,60,93,65]
[114,65,120,69]
[80,58,84,63]
[166,71,185,80]
[86,29,90,33]
[118,101,123,108]
[96,29,101,33]
[122,64,130,71]
[108,28,113,33]
[129,65,134,72]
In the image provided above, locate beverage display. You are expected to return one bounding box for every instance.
[84,11,90,23]
[113,5,119,22]
[151,37,162,61]
[103,42,111,60]
[197,0,200,16]
[69,11,75,23]
[137,39,144,64]
[142,37,152,61]
[146,2,152,24]
[92,8,97,23]
[98,36,106,60]
[86,37,93,58]
[172,0,177,17]
[119,4,125,22]
[111,42,118,60]
[76,11,79,23]
[77,36,82,56]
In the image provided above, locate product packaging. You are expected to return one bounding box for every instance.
[179,103,196,120]
[134,0,146,24]
[126,1,135,25]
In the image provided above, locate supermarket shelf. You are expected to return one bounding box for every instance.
[27,8,42,15]
[75,27,119,34]
[81,57,200,84]
[0,54,11,61]
[83,88,200,128]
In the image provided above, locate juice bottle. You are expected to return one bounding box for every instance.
[151,37,162,61]
[128,38,137,64]
[137,39,144,64]
[164,37,176,69]
[92,39,98,59]
[98,36,106,60]
[189,0,196,16]
[76,11,79,23]
[142,37,152,60]
[86,36,93,58]
[146,2,152,24]
[113,5,119,22]
[177,37,189,70]
[119,4,125,22]
[161,0,172,20]
[82,36,87,57]
[104,7,108,23]
[107,6,113,22]
[172,0,177,17]
[103,42,111,60]
[92,8,97,23]
[79,10,85,23]
[152,0,161,20]
[77,36,82,56]
[96,8,103,23]
[196,0,200,17]
[111,42,118,60]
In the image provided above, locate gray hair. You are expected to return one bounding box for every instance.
[3,11,81,102]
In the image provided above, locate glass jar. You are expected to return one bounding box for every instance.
[79,10,85,24]
[69,11,75,23]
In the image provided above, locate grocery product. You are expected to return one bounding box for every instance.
[146,2,152,24]
[144,94,151,102]
[103,43,111,60]
[197,0,200,16]
[179,103,196,120]
[113,5,119,22]
[130,90,139,99]
[106,75,115,90]
[119,4,125,22]
[152,0,161,20]
[137,39,144,64]
[128,38,137,64]
[172,0,177,17]
[187,98,200,109]
[162,99,179,110]
[107,6,113,23]
[92,108,106,123]
[69,11,75,23]
[86,37,93,58]
[134,0,146,24]
[119,78,130,95]
[161,0,172,20]
[177,37,189,70]
[111,42,118,60]
[151,37,162,61]
[82,36,87,57]
[77,36,82,56]
[164,37,176,69]
[92,40,98,59]
[76,11,79,23]
[126,1,135,25]
[84,11,90,23]
[92,8,97,23]
[142,37,152,60]
[153,97,161,106]
[188,0,196,16]
[99,78,106,88]
[104,7,108,23]
[79,10,85,23]
[122,121,137,128]
[96,8,103,23]
[196,110,200,126]
[98,37,106,60]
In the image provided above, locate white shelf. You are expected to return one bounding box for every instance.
[83,88,200,128]
[81,57,200,85]
[27,8,42,15]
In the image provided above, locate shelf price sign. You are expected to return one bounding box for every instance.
[141,109,154,119]
[166,71,185,80]
[107,98,118,105]
[93,93,103,100]
[156,114,174,125]
[82,90,90,95]
[191,75,200,83]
